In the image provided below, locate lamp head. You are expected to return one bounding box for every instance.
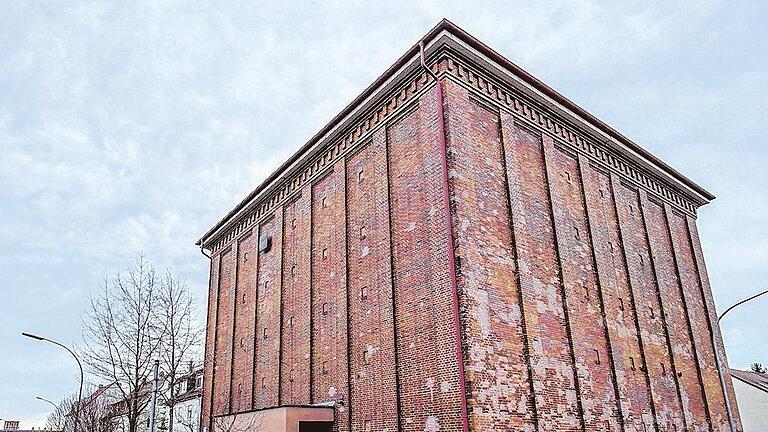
[22,332,45,341]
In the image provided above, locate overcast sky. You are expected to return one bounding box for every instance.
[1,0,766,427]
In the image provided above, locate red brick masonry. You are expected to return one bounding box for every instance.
[199,20,742,432]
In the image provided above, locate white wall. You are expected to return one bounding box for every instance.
[733,379,768,432]
[169,397,201,432]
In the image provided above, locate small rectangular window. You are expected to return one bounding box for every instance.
[564,171,572,184]
[322,248,328,259]
[359,226,367,240]
[263,327,268,340]
[363,350,371,365]
[322,361,329,375]
[360,286,369,300]
[629,356,636,371]
[321,196,328,208]
[322,302,329,315]
[593,349,601,365]
[357,167,364,182]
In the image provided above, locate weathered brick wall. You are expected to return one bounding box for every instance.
[497,111,581,431]
[346,128,399,432]
[231,232,256,412]
[581,163,656,431]
[280,184,312,406]
[311,160,350,431]
[442,81,535,431]
[212,248,235,416]
[200,71,741,432]
[254,213,282,409]
[386,86,464,432]
[444,77,740,431]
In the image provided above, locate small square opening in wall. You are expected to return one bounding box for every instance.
[322,248,328,259]
[322,361,329,375]
[259,233,272,253]
[593,349,601,365]
[288,316,294,327]
[262,327,268,340]
[359,226,367,240]
[243,251,249,262]
[261,377,266,389]
[322,302,329,315]
[360,286,369,300]
[321,196,328,208]
[291,218,296,229]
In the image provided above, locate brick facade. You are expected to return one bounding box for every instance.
[198,20,742,432]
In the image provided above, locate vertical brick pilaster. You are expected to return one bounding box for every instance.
[347,128,399,431]
[253,211,283,409]
[280,186,312,405]
[581,159,656,431]
[212,248,235,416]
[686,216,743,431]
[612,174,679,432]
[202,253,221,431]
[388,87,463,432]
[499,116,580,431]
[442,82,535,431]
[640,194,705,431]
[311,160,350,431]
[231,232,257,412]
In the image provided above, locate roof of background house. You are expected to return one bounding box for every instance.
[197,18,715,249]
[730,369,768,393]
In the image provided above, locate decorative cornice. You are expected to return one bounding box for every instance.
[204,36,704,255]
[205,68,436,253]
[439,52,699,216]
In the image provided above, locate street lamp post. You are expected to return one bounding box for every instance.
[712,288,768,432]
[22,332,83,432]
[36,396,58,409]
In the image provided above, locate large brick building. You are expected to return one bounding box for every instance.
[197,20,742,432]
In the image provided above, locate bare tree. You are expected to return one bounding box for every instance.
[81,255,164,432]
[211,412,264,432]
[750,362,767,374]
[156,270,202,432]
[46,385,117,432]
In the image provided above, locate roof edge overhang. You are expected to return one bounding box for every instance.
[197,18,714,249]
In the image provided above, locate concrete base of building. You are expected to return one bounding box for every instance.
[211,405,334,432]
